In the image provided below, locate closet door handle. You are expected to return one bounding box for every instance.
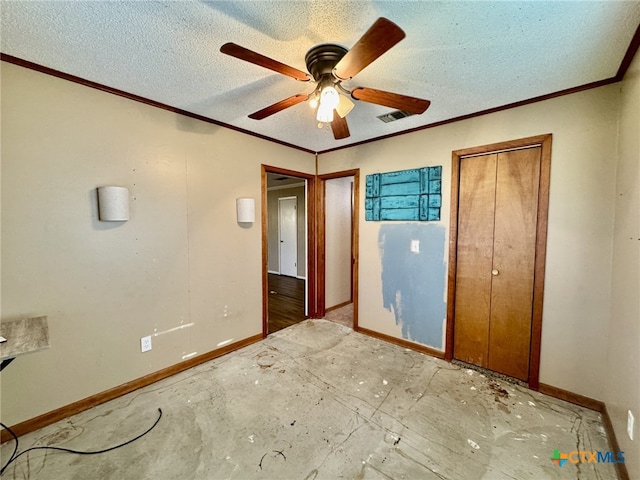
[491,269,499,276]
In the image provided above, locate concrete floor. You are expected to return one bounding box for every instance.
[1,319,617,479]
[324,303,354,328]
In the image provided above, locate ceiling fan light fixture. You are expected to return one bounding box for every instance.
[319,84,340,110]
[315,79,339,122]
[309,94,319,109]
[316,102,334,123]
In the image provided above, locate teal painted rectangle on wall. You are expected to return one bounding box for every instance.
[429,166,442,180]
[428,180,441,194]
[427,207,440,221]
[379,169,420,185]
[366,166,442,221]
[365,197,381,221]
[380,195,420,209]
[380,182,421,196]
[366,174,380,198]
[381,208,420,221]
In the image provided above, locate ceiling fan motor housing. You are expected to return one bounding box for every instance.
[305,44,348,82]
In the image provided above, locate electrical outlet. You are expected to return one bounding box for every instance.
[141,335,152,353]
[628,410,634,441]
[410,239,420,254]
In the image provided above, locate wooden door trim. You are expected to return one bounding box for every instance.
[445,134,552,390]
[261,165,317,336]
[317,169,360,328]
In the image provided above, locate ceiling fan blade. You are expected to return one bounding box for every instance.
[248,94,310,120]
[333,18,405,80]
[220,43,311,82]
[331,113,350,140]
[351,87,431,114]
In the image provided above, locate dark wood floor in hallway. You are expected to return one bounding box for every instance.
[267,273,305,334]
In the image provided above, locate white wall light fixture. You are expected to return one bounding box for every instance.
[97,186,130,222]
[236,197,255,224]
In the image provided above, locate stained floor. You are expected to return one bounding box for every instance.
[324,303,353,329]
[1,320,617,479]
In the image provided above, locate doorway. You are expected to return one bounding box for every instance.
[262,166,317,335]
[318,170,359,329]
[445,135,551,388]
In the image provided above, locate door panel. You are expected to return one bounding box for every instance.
[279,197,298,277]
[453,153,497,367]
[488,148,541,380]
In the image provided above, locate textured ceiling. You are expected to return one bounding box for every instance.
[2,1,639,153]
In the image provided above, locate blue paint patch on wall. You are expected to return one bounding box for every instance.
[379,223,447,349]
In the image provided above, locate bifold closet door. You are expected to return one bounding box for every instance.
[453,147,541,381]
[488,147,540,380]
[453,153,498,368]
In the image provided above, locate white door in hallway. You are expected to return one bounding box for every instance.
[279,196,298,277]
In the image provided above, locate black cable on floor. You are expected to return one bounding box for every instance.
[0,407,162,476]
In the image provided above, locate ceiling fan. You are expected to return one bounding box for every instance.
[220,18,431,140]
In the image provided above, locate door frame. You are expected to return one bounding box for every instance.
[445,134,552,390]
[277,196,298,277]
[262,165,317,337]
[317,169,360,328]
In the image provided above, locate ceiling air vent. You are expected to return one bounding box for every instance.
[377,110,415,123]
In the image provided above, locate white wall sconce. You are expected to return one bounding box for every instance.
[97,186,130,222]
[236,197,255,224]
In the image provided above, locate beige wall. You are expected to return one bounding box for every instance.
[324,176,353,308]
[0,62,313,425]
[319,83,621,402]
[606,52,640,478]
